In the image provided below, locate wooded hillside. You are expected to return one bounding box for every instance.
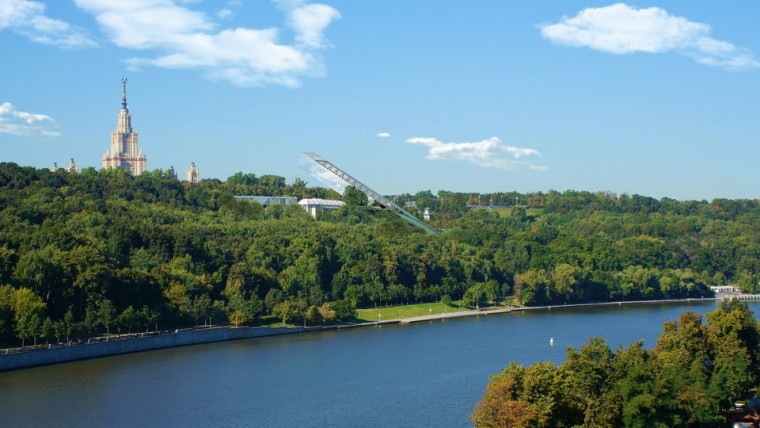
[0,162,758,345]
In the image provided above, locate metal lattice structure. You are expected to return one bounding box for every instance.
[303,152,440,236]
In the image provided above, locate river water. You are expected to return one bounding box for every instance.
[1,300,758,427]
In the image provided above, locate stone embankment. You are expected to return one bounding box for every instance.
[0,325,308,372]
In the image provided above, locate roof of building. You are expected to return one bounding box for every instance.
[298,198,345,207]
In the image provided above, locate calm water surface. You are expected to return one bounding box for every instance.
[1,300,758,427]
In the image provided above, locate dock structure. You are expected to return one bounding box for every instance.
[726,294,760,302]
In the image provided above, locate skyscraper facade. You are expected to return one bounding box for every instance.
[102,78,146,175]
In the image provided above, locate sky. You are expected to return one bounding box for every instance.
[1,0,759,201]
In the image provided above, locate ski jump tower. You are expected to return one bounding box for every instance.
[303,152,440,236]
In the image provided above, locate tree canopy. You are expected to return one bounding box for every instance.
[0,162,758,345]
[472,300,760,427]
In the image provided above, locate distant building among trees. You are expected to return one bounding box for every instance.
[186,162,199,183]
[101,78,147,175]
[65,158,78,173]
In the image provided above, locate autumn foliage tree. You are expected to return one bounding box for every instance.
[473,300,760,427]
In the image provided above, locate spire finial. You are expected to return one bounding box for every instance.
[121,77,128,108]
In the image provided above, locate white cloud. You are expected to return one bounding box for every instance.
[75,0,341,87]
[217,9,233,19]
[0,102,60,137]
[376,131,391,138]
[289,4,341,48]
[297,153,347,193]
[0,0,96,48]
[308,163,347,193]
[406,137,545,171]
[539,3,760,70]
[217,0,241,19]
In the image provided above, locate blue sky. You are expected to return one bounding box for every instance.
[1,1,759,200]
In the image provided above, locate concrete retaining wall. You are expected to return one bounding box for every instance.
[0,326,307,372]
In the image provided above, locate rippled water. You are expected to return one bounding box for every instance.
[1,300,756,427]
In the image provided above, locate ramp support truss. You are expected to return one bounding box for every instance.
[304,152,440,236]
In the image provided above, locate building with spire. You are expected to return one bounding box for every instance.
[65,158,78,173]
[102,78,147,175]
[186,162,199,183]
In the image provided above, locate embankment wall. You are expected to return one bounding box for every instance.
[0,326,306,372]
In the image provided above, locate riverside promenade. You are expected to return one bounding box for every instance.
[0,325,310,372]
[398,307,514,324]
[0,297,720,372]
[394,296,720,325]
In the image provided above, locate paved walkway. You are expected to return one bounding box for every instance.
[374,297,722,326]
[398,307,514,324]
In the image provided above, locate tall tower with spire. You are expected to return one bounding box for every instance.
[186,162,199,183]
[102,78,147,175]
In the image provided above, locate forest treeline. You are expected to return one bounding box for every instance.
[0,162,759,345]
[472,300,760,427]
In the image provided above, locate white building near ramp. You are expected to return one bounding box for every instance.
[298,198,345,217]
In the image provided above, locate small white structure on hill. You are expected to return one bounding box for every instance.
[423,207,432,222]
[711,285,740,294]
[298,198,345,218]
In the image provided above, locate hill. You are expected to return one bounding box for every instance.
[0,162,758,346]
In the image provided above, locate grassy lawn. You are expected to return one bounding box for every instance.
[354,300,511,322]
[494,207,544,218]
[260,298,517,326]
[259,316,286,328]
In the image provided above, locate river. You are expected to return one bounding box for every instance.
[1,300,758,427]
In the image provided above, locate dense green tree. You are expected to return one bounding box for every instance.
[2,161,760,346]
[474,302,760,427]
[117,306,140,333]
[514,269,551,305]
[343,186,368,206]
[273,299,308,325]
[0,284,14,338]
[96,299,116,336]
[13,287,47,346]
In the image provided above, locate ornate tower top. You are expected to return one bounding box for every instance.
[103,77,145,175]
[187,162,199,183]
[121,77,128,109]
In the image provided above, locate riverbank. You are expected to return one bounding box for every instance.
[0,297,721,372]
[395,296,721,324]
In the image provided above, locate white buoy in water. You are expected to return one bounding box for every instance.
[549,337,554,346]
